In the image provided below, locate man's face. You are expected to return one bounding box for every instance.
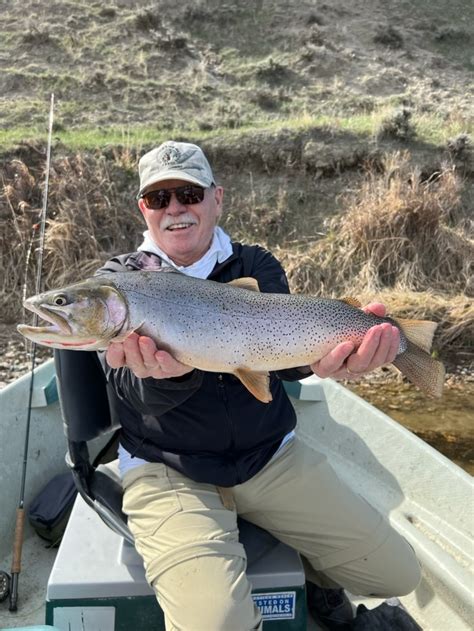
[138,178,224,266]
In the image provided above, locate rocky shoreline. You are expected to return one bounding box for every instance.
[0,325,53,389]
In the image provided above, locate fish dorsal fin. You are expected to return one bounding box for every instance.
[234,369,272,403]
[228,277,260,292]
[341,296,362,308]
[394,317,438,354]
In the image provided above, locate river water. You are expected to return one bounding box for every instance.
[348,378,474,475]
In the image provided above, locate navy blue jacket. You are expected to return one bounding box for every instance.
[97,243,310,486]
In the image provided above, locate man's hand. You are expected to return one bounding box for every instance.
[106,333,194,379]
[310,303,400,381]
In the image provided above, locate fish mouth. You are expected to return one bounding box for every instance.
[19,302,72,337]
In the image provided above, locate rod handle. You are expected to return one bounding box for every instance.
[11,507,25,574]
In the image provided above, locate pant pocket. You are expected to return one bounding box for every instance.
[122,465,182,538]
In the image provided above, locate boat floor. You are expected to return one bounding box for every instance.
[0,533,57,628]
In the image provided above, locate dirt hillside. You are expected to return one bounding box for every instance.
[0,0,472,135]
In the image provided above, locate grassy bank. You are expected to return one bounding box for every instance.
[1,108,472,152]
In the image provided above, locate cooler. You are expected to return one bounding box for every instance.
[45,495,306,630]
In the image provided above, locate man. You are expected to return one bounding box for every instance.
[99,141,420,630]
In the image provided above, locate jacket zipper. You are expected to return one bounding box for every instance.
[218,374,237,452]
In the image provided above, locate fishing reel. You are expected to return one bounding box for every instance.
[0,570,10,602]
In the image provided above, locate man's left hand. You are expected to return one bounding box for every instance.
[310,303,400,380]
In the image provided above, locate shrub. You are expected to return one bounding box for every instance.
[377,108,416,141]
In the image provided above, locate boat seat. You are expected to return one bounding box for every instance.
[54,349,280,564]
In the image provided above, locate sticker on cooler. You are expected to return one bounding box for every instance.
[253,591,296,620]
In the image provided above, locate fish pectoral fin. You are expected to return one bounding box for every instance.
[110,321,146,343]
[234,369,272,403]
[111,331,135,343]
[227,277,260,292]
[394,317,438,353]
[340,296,362,308]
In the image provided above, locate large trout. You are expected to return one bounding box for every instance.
[18,270,445,401]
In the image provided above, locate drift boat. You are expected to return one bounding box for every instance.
[0,359,472,630]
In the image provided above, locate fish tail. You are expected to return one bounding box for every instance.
[392,317,444,397]
[393,317,438,353]
[393,339,445,397]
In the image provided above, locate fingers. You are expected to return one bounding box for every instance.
[310,323,400,381]
[106,341,126,368]
[106,333,193,379]
[366,323,400,368]
[310,342,355,378]
[121,334,148,378]
[346,323,398,374]
[139,336,160,372]
[154,350,192,376]
[363,302,386,318]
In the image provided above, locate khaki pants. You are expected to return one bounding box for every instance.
[122,438,421,631]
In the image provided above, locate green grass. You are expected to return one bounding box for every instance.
[1,110,471,151]
[415,113,474,144]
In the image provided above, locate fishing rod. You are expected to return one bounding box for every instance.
[6,93,55,613]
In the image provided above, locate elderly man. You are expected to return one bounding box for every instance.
[99,141,420,630]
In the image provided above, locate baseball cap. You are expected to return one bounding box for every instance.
[138,141,216,196]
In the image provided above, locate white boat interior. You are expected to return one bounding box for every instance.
[0,359,472,630]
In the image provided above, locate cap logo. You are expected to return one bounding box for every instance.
[155,144,203,174]
[156,144,182,166]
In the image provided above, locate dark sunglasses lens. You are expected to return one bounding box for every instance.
[143,190,171,209]
[176,186,205,205]
[142,186,205,209]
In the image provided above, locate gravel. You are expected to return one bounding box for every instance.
[0,324,53,389]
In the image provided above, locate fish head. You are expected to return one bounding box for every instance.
[17,279,129,350]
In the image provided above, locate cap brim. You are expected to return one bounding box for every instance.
[139,170,212,196]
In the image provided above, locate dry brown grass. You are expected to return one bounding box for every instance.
[1,152,142,321]
[282,152,472,294]
[1,148,472,358]
[354,290,473,358]
[277,151,473,353]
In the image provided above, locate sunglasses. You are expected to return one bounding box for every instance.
[140,185,206,210]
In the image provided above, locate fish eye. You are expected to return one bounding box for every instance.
[53,294,68,306]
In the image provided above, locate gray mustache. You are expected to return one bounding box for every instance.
[162,216,198,229]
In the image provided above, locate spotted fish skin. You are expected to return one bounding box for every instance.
[113,271,407,372]
[17,270,445,399]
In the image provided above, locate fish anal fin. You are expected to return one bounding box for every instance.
[234,369,272,403]
[394,318,438,354]
[228,278,260,292]
[393,340,445,398]
[341,296,362,308]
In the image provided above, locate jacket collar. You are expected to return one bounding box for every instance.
[129,243,241,277]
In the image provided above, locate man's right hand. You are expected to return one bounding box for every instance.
[106,332,194,379]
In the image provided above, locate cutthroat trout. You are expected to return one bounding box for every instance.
[18,270,445,401]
